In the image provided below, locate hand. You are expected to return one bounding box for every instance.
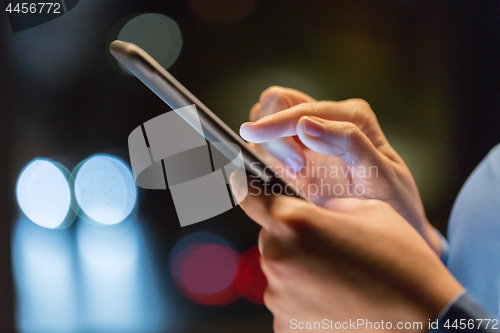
[240,86,442,255]
[231,173,463,333]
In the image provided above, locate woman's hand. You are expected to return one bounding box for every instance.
[231,172,463,333]
[240,86,442,255]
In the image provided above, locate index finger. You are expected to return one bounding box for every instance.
[241,100,371,143]
[250,86,317,121]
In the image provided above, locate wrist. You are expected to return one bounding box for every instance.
[423,221,444,258]
[428,273,465,320]
[413,261,465,321]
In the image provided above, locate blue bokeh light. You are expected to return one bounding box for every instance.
[12,217,78,333]
[76,219,169,332]
[16,159,71,229]
[74,155,137,225]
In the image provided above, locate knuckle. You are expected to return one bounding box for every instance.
[348,98,377,122]
[260,86,287,104]
[316,100,335,114]
[342,122,362,148]
[350,98,372,111]
[296,102,320,115]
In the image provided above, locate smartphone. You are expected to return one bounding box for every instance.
[109,40,309,201]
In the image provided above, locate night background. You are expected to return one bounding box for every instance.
[1,1,500,332]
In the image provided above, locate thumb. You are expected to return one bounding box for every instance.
[296,116,384,166]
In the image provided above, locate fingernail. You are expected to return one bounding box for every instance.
[303,117,326,138]
[240,122,253,132]
[239,122,254,140]
[229,172,239,193]
[230,170,246,202]
[283,157,302,173]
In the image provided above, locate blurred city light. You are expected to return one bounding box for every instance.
[16,159,73,229]
[76,218,168,332]
[12,217,78,333]
[170,232,240,305]
[235,246,266,304]
[13,154,168,332]
[74,155,137,225]
[117,13,182,73]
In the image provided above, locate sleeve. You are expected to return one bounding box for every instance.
[430,290,498,332]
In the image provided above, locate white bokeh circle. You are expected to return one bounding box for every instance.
[74,155,137,225]
[16,159,71,229]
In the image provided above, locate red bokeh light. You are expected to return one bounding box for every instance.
[234,246,267,304]
[170,232,268,306]
[171,243,240,306]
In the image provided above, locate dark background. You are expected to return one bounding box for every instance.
[1,1,500,332]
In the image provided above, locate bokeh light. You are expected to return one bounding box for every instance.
[117,13,182,73]
[75,218,169,332]
[188,0,258,24]
[234,246,266,304]
[12,217,78,333]
[169,232,240,306]
[76,219,141,331]
[74,155,137,225]
[76,219,140,275]
[16,159,72,229]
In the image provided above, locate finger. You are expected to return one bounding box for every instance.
[262,138,306,173]
[295,116,385,165]
[248,87,316,123]
[230,168,315,236]
[258,228,268,254]
[230,169,277,230]
[249,103,307,172]
[258,86,316,118]
[249,103,261,122]
[322,197,368,213]
[248,87,316,172]
[246,142,300,183]
[258,229,295,260]
[240,100,380,144]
